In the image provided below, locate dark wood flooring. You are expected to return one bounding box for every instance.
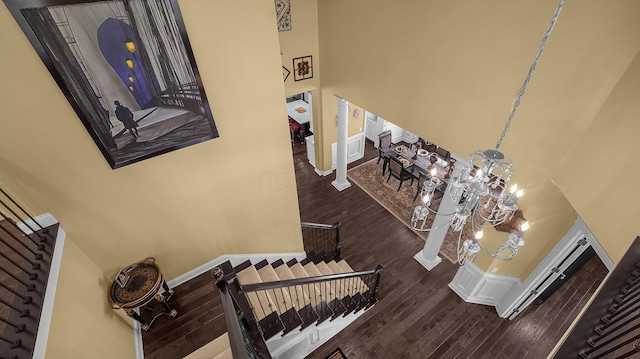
[141,139,608,359]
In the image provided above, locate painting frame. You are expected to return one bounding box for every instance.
[293,55,313,81]
[3,0,219,169]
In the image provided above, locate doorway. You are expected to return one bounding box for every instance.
[499,217,613,319]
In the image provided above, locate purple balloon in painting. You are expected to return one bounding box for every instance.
[97,18,153,108]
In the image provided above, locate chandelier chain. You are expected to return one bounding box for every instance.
[495,0,565,150]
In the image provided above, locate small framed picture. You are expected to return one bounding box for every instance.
[293,55,313,81]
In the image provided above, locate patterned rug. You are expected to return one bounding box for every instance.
[347,158,459,264]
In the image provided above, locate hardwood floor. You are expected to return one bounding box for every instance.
[141,139,608,359]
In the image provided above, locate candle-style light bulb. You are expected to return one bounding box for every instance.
[510,184,518,194]
[520,221,529,232]
[422,194,430,204]
[475,230,484,240]
[476,168,483,178]
[516,189,524,198]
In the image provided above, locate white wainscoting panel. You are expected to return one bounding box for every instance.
[448,261,521,308]
[331,132,365,169]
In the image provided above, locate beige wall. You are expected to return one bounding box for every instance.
[316,0,640,277]
[0,0,302,357]
[280,0,320,98]
[553,51,640,262]
[45,237,137,359]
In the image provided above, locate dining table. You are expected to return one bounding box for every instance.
[286,99,312,143]
[383,145,451,188]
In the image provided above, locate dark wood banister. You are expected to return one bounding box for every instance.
[212,268,252,359]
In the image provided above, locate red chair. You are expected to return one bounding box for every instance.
[289,117,301,144]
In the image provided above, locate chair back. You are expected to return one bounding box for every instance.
[378,130,393,149]
[436,147,450,161]
[387,156,402,175]
[425,143,437,152]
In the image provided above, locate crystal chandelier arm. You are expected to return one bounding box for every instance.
[495,0,565,151]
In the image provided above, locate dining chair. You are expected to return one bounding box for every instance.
[377,130,395,175]
[424,143,437,153]
[387,156,414,191]
[436,146,451,161]
[289,117,301,144]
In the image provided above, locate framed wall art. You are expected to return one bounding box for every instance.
[3,0,219,169]
[293,55,313,81]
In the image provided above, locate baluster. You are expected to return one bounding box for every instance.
[0,225,43,263]
[0,212,45,248]
[0,334,21,349]
[0,188,44,231]
[589,312,640,346]
[0,266,36,291]
[581,332,640,359]
[0,281,31,304]
[0,316,25,333]
[0,199,46,242]
[0,297,29,317]
[0,250,38,279]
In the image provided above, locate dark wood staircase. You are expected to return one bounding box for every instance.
[211,221,383,359]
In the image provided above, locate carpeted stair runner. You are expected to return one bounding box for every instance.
[233,257,371,340]
[182,332,232,359]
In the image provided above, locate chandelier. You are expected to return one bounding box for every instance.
[411,0,565,265]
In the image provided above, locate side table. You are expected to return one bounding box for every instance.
[108,257,177,331]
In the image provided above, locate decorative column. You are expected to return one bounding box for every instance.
[414,162,463,270]
[332,96,351,191]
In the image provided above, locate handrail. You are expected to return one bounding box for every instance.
[212,267,271,359]
[212,268,251,359]
[240,265,383,293]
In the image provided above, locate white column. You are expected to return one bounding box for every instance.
[414,164,463,270]
[332,96,351,191]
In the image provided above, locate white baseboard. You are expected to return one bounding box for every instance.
[135,251,307,358]
[448,261,520,307]
[25,214,64,359]
[315,168,333,176]
[166,251,306,288]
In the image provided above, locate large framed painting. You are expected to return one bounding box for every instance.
[3,0,219,169]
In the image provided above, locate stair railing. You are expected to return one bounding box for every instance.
[300,221,341,263]
[212,267,272,359]
[0,186,58,358]
[240,265,383,338]
[552,236,640,359]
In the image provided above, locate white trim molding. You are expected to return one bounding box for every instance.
[448,261,521,307]
[135,251,307,359]
[331,132,366,170]
[496,217,612,319]
[166,252,307,289]
[17,214,64,359]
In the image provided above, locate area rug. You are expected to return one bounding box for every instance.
[347,158,459,264]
